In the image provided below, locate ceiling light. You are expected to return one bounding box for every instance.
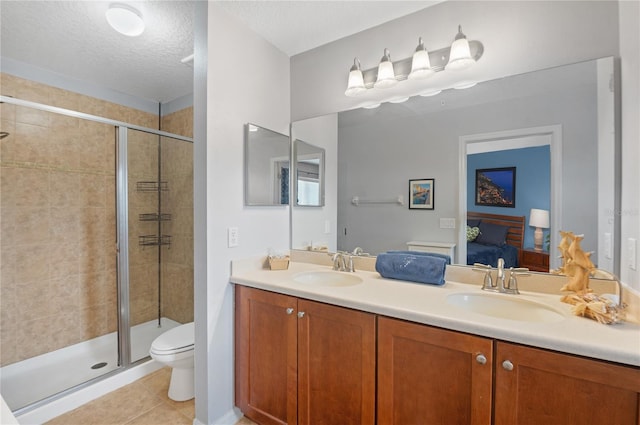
[389,97,409,104]
[106,4,145,37]
[408,37,434,80]
[445,25,476,71]
[374,49,398,89]
[345,58,366,97]
[363,103,381,109]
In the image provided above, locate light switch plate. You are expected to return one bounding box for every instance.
[604,232,612,259]
[439,218,456,229]
[228,227,239,248]
[628,238,637,270]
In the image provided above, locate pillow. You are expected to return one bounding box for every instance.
[475,222,510,246]
[467,218,481,227]
[466,225,480,242]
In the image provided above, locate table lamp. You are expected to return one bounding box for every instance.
[529,208,550,251]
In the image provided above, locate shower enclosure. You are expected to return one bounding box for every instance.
[0,94,193,412]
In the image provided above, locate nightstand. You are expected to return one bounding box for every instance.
[520,248,549,272]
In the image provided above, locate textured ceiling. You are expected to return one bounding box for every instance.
[0,1,437,104]
[0,0,194,104]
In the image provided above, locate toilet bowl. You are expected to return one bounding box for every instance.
[150,322,195,401]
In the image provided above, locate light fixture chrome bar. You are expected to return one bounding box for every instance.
[360,40,484,88]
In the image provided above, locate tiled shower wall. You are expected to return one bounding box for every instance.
[0,74,193,366]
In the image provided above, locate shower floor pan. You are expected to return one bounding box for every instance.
[0,318,180,411]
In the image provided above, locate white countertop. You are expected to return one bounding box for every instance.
[231,261,640,367]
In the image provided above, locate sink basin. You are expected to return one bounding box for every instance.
[446,292,565,323]
[293,271,363,287]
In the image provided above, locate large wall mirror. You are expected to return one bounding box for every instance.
[291,57,620,276]
[244,123,290,206]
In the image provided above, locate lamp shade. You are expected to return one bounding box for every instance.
[408,37,434,80]
[106,4,145,37]
[374,49,398,89]
[445,25,475,71]
[344,58,366,97]
[529,209,550,228]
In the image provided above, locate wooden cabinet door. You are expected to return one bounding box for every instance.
[377,317,493,425]
[495,341,640,425]
[235,286,298,425]
[297,299,376,425]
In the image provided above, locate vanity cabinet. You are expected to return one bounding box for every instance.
[378,317,640,425]
[377,317,493,425]
[235,286,376,425]
[494,341,640,425]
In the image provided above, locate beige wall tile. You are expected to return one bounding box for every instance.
[14,243,50,283]
[0,119,16,161]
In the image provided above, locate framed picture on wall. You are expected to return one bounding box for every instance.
[409,179,434,210]
[475,167,516,207]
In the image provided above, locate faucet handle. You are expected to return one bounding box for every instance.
[473,263,495,290]
[472,263,492,272]
[505,267,530,294]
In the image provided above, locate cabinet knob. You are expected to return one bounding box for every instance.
[475,354,487,365]
[297,311,305,318]
[502,360,514,371]
[286,308,294,315]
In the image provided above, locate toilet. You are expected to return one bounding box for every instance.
[149,322,195,401]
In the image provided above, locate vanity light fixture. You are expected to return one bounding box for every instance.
[343,25,483,99]
[106,3,145,37]
[445,25,476,71]
[408,37,434,80]
[345,58,366,96]
[374,49,398,89]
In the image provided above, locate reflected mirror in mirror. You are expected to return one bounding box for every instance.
[244,123,290,206]
[294,139,325,207]
[291,57,619,276]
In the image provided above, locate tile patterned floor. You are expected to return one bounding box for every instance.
[45,367,194,425]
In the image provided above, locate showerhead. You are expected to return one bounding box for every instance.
[0,132,9,140]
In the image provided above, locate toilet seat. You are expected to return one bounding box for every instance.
[150,322,194,355]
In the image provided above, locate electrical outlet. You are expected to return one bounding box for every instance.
[228,227,239,248]
[628,238,637,270]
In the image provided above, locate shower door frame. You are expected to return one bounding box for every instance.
[0,95,193,412]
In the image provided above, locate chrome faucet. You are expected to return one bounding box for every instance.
[496,258,506,289]
[331,251,355,272]
[473,259,529,294]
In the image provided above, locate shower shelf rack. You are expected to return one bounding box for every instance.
[136,181,169,192]
[138,235,172,246]
[139,213,172,222]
